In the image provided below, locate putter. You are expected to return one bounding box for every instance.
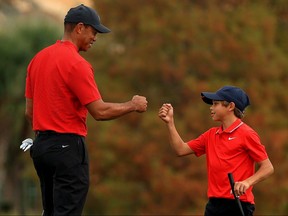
[228,173,245,216]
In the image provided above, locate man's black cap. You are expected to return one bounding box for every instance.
[64,4,111,33]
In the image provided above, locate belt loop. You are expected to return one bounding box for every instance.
[35,131,39,137]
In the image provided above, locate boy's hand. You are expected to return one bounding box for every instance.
[158,103,173,123]
[234,180,250,197]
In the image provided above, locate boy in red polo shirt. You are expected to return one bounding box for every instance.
[159,86,274,216]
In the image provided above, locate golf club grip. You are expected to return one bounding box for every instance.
[228,173,245,216]
[228,173,235,195]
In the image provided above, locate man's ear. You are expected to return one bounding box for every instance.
[75,22,84,34]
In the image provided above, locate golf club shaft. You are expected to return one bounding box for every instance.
[228,173,245,216]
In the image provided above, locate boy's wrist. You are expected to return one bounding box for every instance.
[167,120,175,127]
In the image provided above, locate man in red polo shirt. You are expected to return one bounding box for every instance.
[25,4,147,216]
[159,86,274,216]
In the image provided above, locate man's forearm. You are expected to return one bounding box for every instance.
[25,98,33,127]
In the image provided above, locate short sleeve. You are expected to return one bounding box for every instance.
[68,61,101,106]
[245,131,268,162]
[187,131,209,157]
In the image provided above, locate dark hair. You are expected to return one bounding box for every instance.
[64,22,92,33]
[222,101,245,119]
[64,22,77,33]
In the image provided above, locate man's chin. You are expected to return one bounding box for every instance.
[79,48,89,52]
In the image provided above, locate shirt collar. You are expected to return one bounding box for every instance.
[216,119,243,134]
[57,40,78,52]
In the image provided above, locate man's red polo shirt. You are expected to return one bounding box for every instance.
[187,119,268,204]
[25,40,101,136]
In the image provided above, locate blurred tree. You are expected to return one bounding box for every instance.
[0,18,60,214]
[83,0,288,215]
[0,0,288,215]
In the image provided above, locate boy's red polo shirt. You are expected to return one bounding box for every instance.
[25,40,101,136]
[187,119,268,204]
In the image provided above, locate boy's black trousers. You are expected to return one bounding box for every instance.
[205,198,255,216]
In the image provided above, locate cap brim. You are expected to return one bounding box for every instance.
[201,92,224,105]
[92,24,111,33]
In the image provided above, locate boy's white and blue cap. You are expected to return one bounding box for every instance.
[201,86,250,112]
[64,4,111,33]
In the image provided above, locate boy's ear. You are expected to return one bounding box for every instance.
[229,102,236,111]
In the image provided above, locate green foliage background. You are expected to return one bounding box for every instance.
[0,0,288,215]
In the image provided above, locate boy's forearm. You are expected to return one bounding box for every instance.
[167,122,183,150]
[166,121,194,156]
[246,159,274,187]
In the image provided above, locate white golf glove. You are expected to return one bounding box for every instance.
[20,138,33,152]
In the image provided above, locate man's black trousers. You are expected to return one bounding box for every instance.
[31,131,89,216]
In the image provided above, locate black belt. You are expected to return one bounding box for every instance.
[35,130,83,138]
[209,198,252,205]
[35,130,73,136]
[35,130,57,136]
